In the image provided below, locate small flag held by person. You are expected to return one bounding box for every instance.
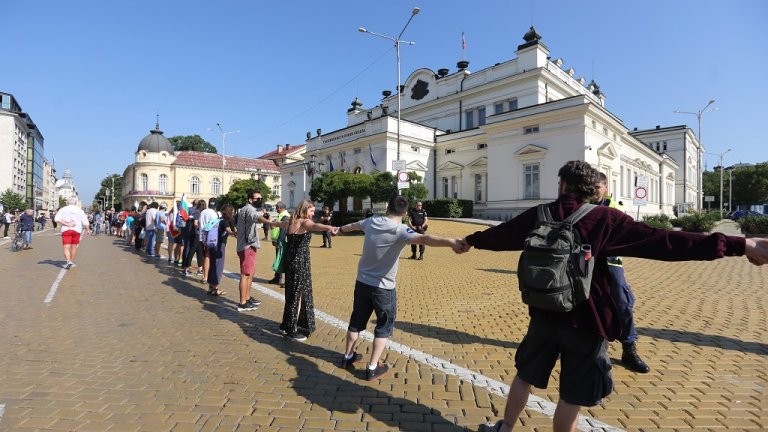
[178,193,190,221]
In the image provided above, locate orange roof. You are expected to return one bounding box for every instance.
[172,151,279,173]
[257,144,306,160]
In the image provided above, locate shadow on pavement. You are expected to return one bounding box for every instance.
[37,259,68,268]
[159,276,468,432]
[637,327,768,355]
[398,321,519,350]
[477,268,517,275]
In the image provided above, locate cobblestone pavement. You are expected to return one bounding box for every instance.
[0,221,765,431]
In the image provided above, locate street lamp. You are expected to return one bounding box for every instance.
[673,99,717,210]
[106,173,115,209]
[729,169,734,213]
[303,153,317,200]
[209,123,240,195]
[359,6,420,170]
[706,149,731,217]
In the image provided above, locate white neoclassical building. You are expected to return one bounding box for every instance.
[286,27,702,219]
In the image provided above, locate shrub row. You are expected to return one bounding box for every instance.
[669,211,717,233]
[738,215,768,235]
[421,199,474,218]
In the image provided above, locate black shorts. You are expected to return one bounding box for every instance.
[515,315,613,407]
[347,280,397,338]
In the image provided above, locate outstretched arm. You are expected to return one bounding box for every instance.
[302,219,337,233]
[745,237,768,265]
[339,222,362,233]
[410,234,462,253]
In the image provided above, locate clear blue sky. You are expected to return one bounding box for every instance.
[5,0,767,203]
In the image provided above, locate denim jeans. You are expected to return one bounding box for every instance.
[607,264,637,343]
[145,229,156,255]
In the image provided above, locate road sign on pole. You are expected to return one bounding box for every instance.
[633,175,648,206]
[392,160,406,171]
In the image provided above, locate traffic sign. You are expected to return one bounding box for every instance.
[392,160,406,171]
[397,181,410,189]
[633,185,648,206]
[705,196,715,202]
[397,171,409,182]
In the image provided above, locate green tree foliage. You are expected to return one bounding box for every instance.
[215,178,275,210]
[0,188,28,212]
[168,135,218,153]
[94,174,124,211]
[703,163,768,208]
[58,196,67,209]
[310,170,429,210]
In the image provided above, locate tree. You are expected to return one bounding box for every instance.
[703,164,768,209]
[309,170,428,211]
[0,188,27,212]
[94,174,124,211]
[402,171,429,203]
[369,172,398,204]
[168,135,218,153]
[216,178,275,210]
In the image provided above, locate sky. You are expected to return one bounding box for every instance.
[4,0,767,203]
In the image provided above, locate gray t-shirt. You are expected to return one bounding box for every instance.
[236,204,261,252]
[356,215,420,290]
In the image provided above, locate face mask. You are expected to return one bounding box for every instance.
[254,198,263,206]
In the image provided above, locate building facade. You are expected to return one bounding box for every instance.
[122,124,282,209]
[56,169,79,205]
[0,93,30,198]
[288,27,688,219]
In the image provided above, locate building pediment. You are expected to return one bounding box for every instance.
[598,142,618,159]
[467,157,488,168]
[437,161,463,171]
[406,160,428,171]
[514,144,548,156]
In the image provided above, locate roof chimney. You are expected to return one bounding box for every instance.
[277,144,284,153]
[655,125,660,129]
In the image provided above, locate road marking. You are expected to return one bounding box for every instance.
[223,270,625,432]
[0,403,4,420]
[44,268,68,304]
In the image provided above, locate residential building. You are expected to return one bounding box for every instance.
[122,122,281,209]
[291,27,684,219]
[0,93,30,198]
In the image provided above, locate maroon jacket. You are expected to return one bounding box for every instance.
[465,193,746,341]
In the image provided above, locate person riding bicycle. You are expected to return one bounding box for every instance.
[15,209,35,250]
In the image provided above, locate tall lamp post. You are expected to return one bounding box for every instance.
[359,6,420,168]
[673,99,717,210]
[707,149,731,217]
[728,169,734,213]
[209,123,240,195]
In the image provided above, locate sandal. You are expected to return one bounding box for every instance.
[207,288,226,296]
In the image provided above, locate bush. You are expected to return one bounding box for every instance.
[677,211,716,233]
[334,211,366,227]
[457,199,474,218]
[422,199,463,218]
[670,217,685,228]
[642,215,673,230]
[705,211,723,222]
[738,215,768,235]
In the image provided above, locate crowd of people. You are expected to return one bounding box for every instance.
[10,160,768,432]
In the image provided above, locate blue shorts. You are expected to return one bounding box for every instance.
[347,280,397,338]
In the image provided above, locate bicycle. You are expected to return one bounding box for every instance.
[11,222,24,251]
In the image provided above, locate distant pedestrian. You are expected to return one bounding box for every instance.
[207,204,236,296]
[182,200,204,277]
[144,202,159,257]
[3,210,12,238]
[15,209,35,250]
[54,197,91,269]
[261,208,271,240]
[319,206,333,248]
[154,203,168,258]
[338,195,461,380]
[198,199,218,283]
[133,201,147,250]
[37,213,47,231]
[407,201,429,260]
[268,202,290,285]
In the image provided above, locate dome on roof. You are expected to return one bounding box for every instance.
[137,122,174,154]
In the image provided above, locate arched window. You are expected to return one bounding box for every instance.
[140,173,148,191]
[211,177,221,195]
[353,167,362,174]
[190,176,200,194]
[159,174,168,194]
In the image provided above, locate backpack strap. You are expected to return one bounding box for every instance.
[537,204,554,223]
[563,203,597,225]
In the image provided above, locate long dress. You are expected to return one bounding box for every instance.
[280,231,315,336]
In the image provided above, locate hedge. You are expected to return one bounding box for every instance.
[642,214,673,230]
[422,199,473,218]
[738,215,768,236]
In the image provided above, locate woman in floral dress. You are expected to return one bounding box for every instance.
[279,200,338,341]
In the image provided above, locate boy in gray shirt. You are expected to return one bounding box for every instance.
[338,195,462,380]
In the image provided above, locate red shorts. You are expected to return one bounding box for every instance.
[62,230,81,245]
[237,247,257,275]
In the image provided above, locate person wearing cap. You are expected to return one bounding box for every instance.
[154,203,168,258]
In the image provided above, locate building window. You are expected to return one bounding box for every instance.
[272,185,279,196]
[211,177,221,195]
[451,176,458,199]
[523,125,540,134]
[289,190,295,208]
[477,143,487,150]
[509,99,518,111]
[494,103,504,114]
[592,120,597,129]
[663,141,667,151]
[625,168,631,197]
[140,173,148,191]
[475,173,484,202]
[478,106,486,126]
[411,145,420,153]
[524,163,540,199]
[159,174,168,194]
[190,176,200,194]
[445,149,455,154]
[465,111,474,129]
[442,177,448,198]
[353,147,362,154]
[273,176,279,183]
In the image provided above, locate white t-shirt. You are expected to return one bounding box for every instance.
[198,208,218,240]
[145,208,158,230]
[54,205,90,234]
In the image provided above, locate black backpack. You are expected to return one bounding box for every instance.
[517,204,596,312]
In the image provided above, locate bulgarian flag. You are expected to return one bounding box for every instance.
[168,208,181,238]
[178,193,190,221]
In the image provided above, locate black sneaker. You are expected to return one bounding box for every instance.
[285,332,307,341]
[340,352,363,370]
[267,277,281,284]
[237,299,260,312]
[366,362,389,380]
[248,297,262,306]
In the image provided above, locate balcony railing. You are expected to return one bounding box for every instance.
[128,190,173,196]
